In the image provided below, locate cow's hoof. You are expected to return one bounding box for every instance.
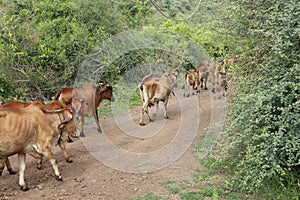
[80,132,85,137]
[37,165,42,170]
[56,176,63,181]
[139,122,145,126]
[204,87,208,90]
[9,170,17,175]
[20,185,29,191]
[97,128,103,133]
[66,159,73,163]
[164,116,169,119]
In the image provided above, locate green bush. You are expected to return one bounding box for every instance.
[222,67,299,192]
[213,0,300,196]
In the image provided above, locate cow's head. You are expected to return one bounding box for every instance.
[71,98,93,119]
[96,83,114,102]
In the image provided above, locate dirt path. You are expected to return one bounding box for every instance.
[0,89,226,200]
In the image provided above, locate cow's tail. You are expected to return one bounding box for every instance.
[141,71,152,83]
[139,82,144,92]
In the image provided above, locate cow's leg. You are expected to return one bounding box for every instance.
[216,81,222,99]
[0,160,5,176]
[140,106,145,125]
[191,84,195,95]
[204,78,208,90]
[36,157,43,170]
[140,102,149,125]
[163,98,169,119]
[94,108,102,133]
[185,84,190,97]
[146,101,153,122]
[152,102,159,117]
[18,153,29,191]
[184,83,190,98]
[43,146,62,181]
[79,116,85,137]
[58,140,73,163]
[66,135,74,143]
[5,158,17,175]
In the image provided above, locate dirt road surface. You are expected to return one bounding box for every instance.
[0,89,226,200]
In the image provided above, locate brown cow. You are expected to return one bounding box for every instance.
[139,72,176,125]
[54,82,114,137]
[183,70,199,97]
[0,101,73,190]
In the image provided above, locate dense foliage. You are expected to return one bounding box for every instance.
[214,0,300,197]
[0,0,152,101]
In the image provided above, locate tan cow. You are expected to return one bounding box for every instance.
[139,72,176,125]
[140,71,178,117]
[183,70,199,97]
[0,100,78,174]
[54,82,114,137]
[0,101,73,190]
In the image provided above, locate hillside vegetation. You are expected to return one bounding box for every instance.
[0,0,299,198]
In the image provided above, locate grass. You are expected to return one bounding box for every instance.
[132,192,168,200]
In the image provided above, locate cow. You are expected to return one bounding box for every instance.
[168,71,179,94]
[139,72,176,125]
[139,71,178,118]
[183,70,199,97]
[54,82,114,137]
[196,62,210,90]
[141,70,178,97]
[0,101,74,190]
[0,100,79,174]
[208,61,228,98]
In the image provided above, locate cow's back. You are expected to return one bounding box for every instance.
[0,101,30,109]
